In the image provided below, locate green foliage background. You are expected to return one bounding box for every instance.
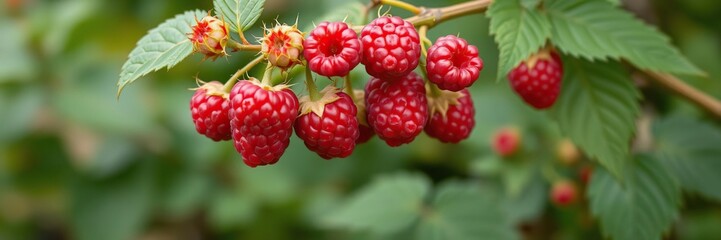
[1,0,721,239]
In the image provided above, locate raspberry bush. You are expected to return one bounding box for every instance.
[102,0,721,239]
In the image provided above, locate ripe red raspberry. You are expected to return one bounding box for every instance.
[294,87,359,159]
[190,81,231,141]
[551,180,578,206]
[425,89,475,143]
[492,127,521,157]
[353,90,375,144]
[261,24,304,70]
[229,79,299,167]
[189,16,229,60]
[304,22,361,77]
[426,36,483,91]
[360,16,421,79]
[365,72,427,146]
[508,50,563,109]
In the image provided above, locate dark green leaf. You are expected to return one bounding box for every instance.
[118,10,206,96]
[546,0,703,75]
[323,172,430,234]
[416,181,519,240]
[588,155,681,240]
[653,116,721,202]
[488,0,551,80]
[214,0,265,32]
[551,58,641,179]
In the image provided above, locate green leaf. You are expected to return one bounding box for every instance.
[546,0,703,75]
[521,0,541,8]
[323,172,430,234]
[214,0,265,32]
[551,58,640,179]
[488,0,551,80]
[588,155,682,240]
[117,10,206,96]
[416,181,518,240]
[653,116,721,202]
[71,161,155,240]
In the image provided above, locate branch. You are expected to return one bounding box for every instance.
[644,71,721,119]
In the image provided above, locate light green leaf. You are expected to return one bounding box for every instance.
[521,0,542,8]
[551,58,641,180]
[323,172,430,234]
[416,181,519,240]
[117,10,206,96]
[653,116,721,202]
[214,0,265,32]
[546,0,703,75]
[588,155,681,240]
[488,0,551,81]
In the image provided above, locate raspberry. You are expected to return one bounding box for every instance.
[294,87,359,159]
[551,180,578,206]
[229,79,299,167]
[492,127,521,157]
[365,72,427,146]
[508,50,563,109]
[190,81,231,141]
[426,36,483,91]
[304,22,362,77]
[353,90,374,144]
[579,166,593,185]
[425,89,475,143]
[261,24,304,70]
[189,16,229,60]
[360,16,421,79]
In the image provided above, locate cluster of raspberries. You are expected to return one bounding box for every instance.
[189,16,561,168]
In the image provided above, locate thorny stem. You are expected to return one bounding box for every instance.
[223,55,265,92]
[227,39,262,51]
[380,0,422,15]
[305,66,322,101]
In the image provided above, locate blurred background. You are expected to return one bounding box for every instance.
[1,0,721,239]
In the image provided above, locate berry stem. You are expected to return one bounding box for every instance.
[429,82,443,98]
[261,63,274,86]
[344,75,357,103]
[223,55,266,92]
[227,39,262,52]
[379,0,422,15]
[418,25,430,58]
[305,66,322,101]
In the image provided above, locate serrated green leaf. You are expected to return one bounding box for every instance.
[305,1,365,32]
[416,181,518,240]
[653,116,721,202]
[323,172,430,234]
[546,0,703,75]
[521,0,541,8]
[551,58,640,180]
[488,0,551,81]
[588,155,681,240]
[214,0,265,32]
[117,10,206,96]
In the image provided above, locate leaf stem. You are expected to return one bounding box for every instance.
[227,39,261,52]
[380,0,422,15]
[223,55,265,92]
[305,67,321,101]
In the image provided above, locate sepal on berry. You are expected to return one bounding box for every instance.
[299,85,341,117]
